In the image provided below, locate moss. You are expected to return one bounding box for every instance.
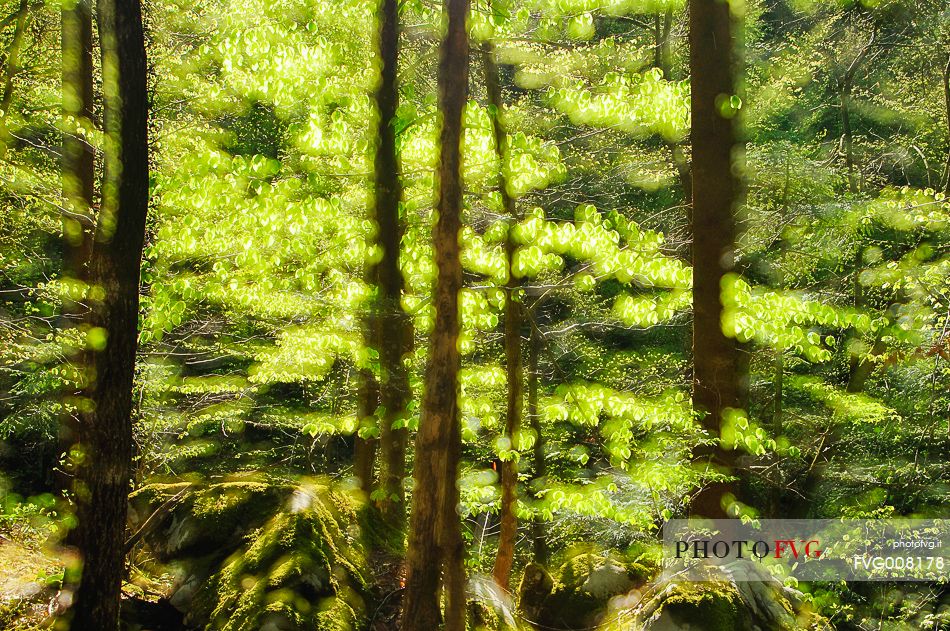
[128,481,192,515]
[470,600,502,630]
[130,479,289,558]
[625,560,655,586]
[655,581,748,631]
[518,561,555,623]
[194,485,366,631]
[533,553,643,629]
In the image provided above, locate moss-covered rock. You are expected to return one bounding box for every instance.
[129,477,288,559]
[610,566,832,631]
[520,552,656,630]
[518,562,555,624]
[641,581,749,631]
[129,478,366,631]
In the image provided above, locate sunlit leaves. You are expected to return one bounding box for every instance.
[250,326,364,383]
[721,274,881,361]
[790,376,900,425]
[546,70,689,141]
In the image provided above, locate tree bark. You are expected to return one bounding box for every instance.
[483,36,522,592]
[840,87,857,194]
[527,324,547,564]
[374,0,410,528]
[654,8,673,79]
[653,8,692,246]
[67,0,149,627]
[769,348,783,518]
[59,0,96,499]
[840,35,873,195]
[353,366,378,495]
[687,0,741,519]
[401,0,468,628]
[942,52,949,194]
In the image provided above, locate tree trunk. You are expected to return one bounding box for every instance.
[942,53,949,194]
[527,324,547,564]
[840,86,857,194]
[653,8,692,247]
[353,367,378,495]
[355,239,379,496]
[59,0,96,500]
[67,0,149,627]
[483,36,522,592]
[401,0,468,628]
[374,0,410,527]
[769,348,783,518]
[0,0,30,115]
[840,35,873,195]
[687,0,741,519]
[654,7,673,79]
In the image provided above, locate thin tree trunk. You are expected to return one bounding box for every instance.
[847,335,885,394]
[353,367,378,494]
[483,35,522,592]
[61,0,96,289]
[441,412,466,631]
[795,247,883,517]
[67,0,149,627]
[840,35,873,195]
[769,348,783,518]
[354,243,379,496]
[653,8,692,244]
[942,53,949,194]
[687,0,741,519]
[527,324,547,564]
[59,0,96,500]
[654,7,673,78]
[401,0,469,628]
[840,87,857,194]
[374,0,410,527]
[0,0,29,115]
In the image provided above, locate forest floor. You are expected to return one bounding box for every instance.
[0,535,59,629]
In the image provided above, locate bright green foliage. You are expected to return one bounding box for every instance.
[1,0,950,628]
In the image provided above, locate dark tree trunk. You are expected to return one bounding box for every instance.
[374,0,410,527]
[67,0,149,628]
[482,32,522,592]
[353,365,378,495]
[942,53,949,194]
[59,0,96,499]
[687,0,741,519]
[355,209,379,495]
[527,324,547,564]
[401,0,468,628]
[61,0,96,291]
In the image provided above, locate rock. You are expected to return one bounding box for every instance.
[609,564,832,631]
[519,553,656,630]
[518,563,554,624]
[129,478,288,559]
[129,477,367,631]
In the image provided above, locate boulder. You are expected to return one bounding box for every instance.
[518,552,655,630]
[129,478,366,631]
[608,564,831,631]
